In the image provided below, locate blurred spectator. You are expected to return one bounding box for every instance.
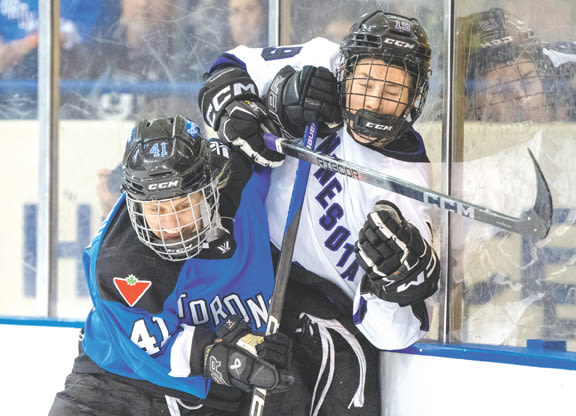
[0,0,102,118]
[0,32,38,73]
[290,1,358,44]
[320,4,356,43]
[0,0,102,79]
[95,0,269,216]
[228,0,266,47]
[323,16,352,42]
[186,0,267,76]
[64,0,198,120]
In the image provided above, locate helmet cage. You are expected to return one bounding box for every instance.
[122,115,219,260]
[338,53,429,147]
[126,179,219,261]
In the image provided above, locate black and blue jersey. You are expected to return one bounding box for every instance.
[75,152,274,400]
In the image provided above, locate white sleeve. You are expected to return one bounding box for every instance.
[225,37,341,98]
[352,291,428,350]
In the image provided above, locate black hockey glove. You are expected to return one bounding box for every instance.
[267,65,343,139]
[218,99,285,168]
[199,67,260,130]
[355,201,440,307]
[199,67,284,168]
[204,316,294,392]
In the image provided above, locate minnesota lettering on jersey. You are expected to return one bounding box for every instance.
[313,134,360,282]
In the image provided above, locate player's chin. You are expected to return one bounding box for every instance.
[164,227,200,242]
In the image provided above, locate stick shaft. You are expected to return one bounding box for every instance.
[249,122,318,416]
[264,133,552,239]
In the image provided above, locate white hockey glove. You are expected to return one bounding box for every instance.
[355,201,440,307]
[204,316,294,392]
[267,65,342,139]
[199,67,284,168]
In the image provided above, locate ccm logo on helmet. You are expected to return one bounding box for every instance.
[148,180,180,190]
[206,82,257,126]
[384,38,415,50]
[365,121,393,131]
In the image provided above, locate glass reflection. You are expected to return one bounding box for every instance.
[454,6,576,351]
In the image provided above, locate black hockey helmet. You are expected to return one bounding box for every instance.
[123,115,212,201]
[338,10,432,147]
[123,115,219,261]
[340,11,431,73]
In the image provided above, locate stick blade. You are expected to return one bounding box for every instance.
[527,149,553,240]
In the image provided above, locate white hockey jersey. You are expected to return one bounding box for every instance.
[218,38,436,350]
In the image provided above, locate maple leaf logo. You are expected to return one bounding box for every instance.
[113,274,152,307]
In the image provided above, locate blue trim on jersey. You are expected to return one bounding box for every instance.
[208,53,247,74]
[81,169,274,398]
[353,297,367,325]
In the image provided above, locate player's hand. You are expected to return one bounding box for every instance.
[355,201,440,306]
[218,99,285,168]
[199,66,260,130]
[204,316,294,392]
[267,65,342,139]
[199,66,284,167]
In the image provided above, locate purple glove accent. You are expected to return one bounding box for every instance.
[263,132,280,152]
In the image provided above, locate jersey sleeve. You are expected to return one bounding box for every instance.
[208,37,341,99]
[208,138,254,223]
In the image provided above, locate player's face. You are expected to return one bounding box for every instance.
[469,58,550,122]
[345,57,415,118]
[141,192,204,242]
[229,0,263,46]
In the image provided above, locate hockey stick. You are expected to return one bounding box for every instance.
[263,133,553,240]
[249,122,319,416]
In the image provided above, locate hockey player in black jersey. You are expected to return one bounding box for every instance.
[48,115,293,416]
[200,10,441,416]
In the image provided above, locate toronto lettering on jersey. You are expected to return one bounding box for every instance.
[177,291,269,330]
[313,134,360,282]
[129,291,269,355]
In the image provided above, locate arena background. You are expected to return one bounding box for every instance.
[1,0,575,414]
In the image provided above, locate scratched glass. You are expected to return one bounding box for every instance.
[1,0,575,356]
[450,1,576,352]
[0,0,264,318]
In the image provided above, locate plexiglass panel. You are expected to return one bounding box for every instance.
[2,0,575,356]
[0,0,271,318]
[451,1,576,350]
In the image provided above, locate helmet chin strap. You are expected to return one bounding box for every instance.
[347,109,405,146]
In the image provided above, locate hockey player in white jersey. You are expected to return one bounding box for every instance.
[200,10,441,415]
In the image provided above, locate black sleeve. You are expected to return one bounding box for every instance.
[209,139,253,228]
